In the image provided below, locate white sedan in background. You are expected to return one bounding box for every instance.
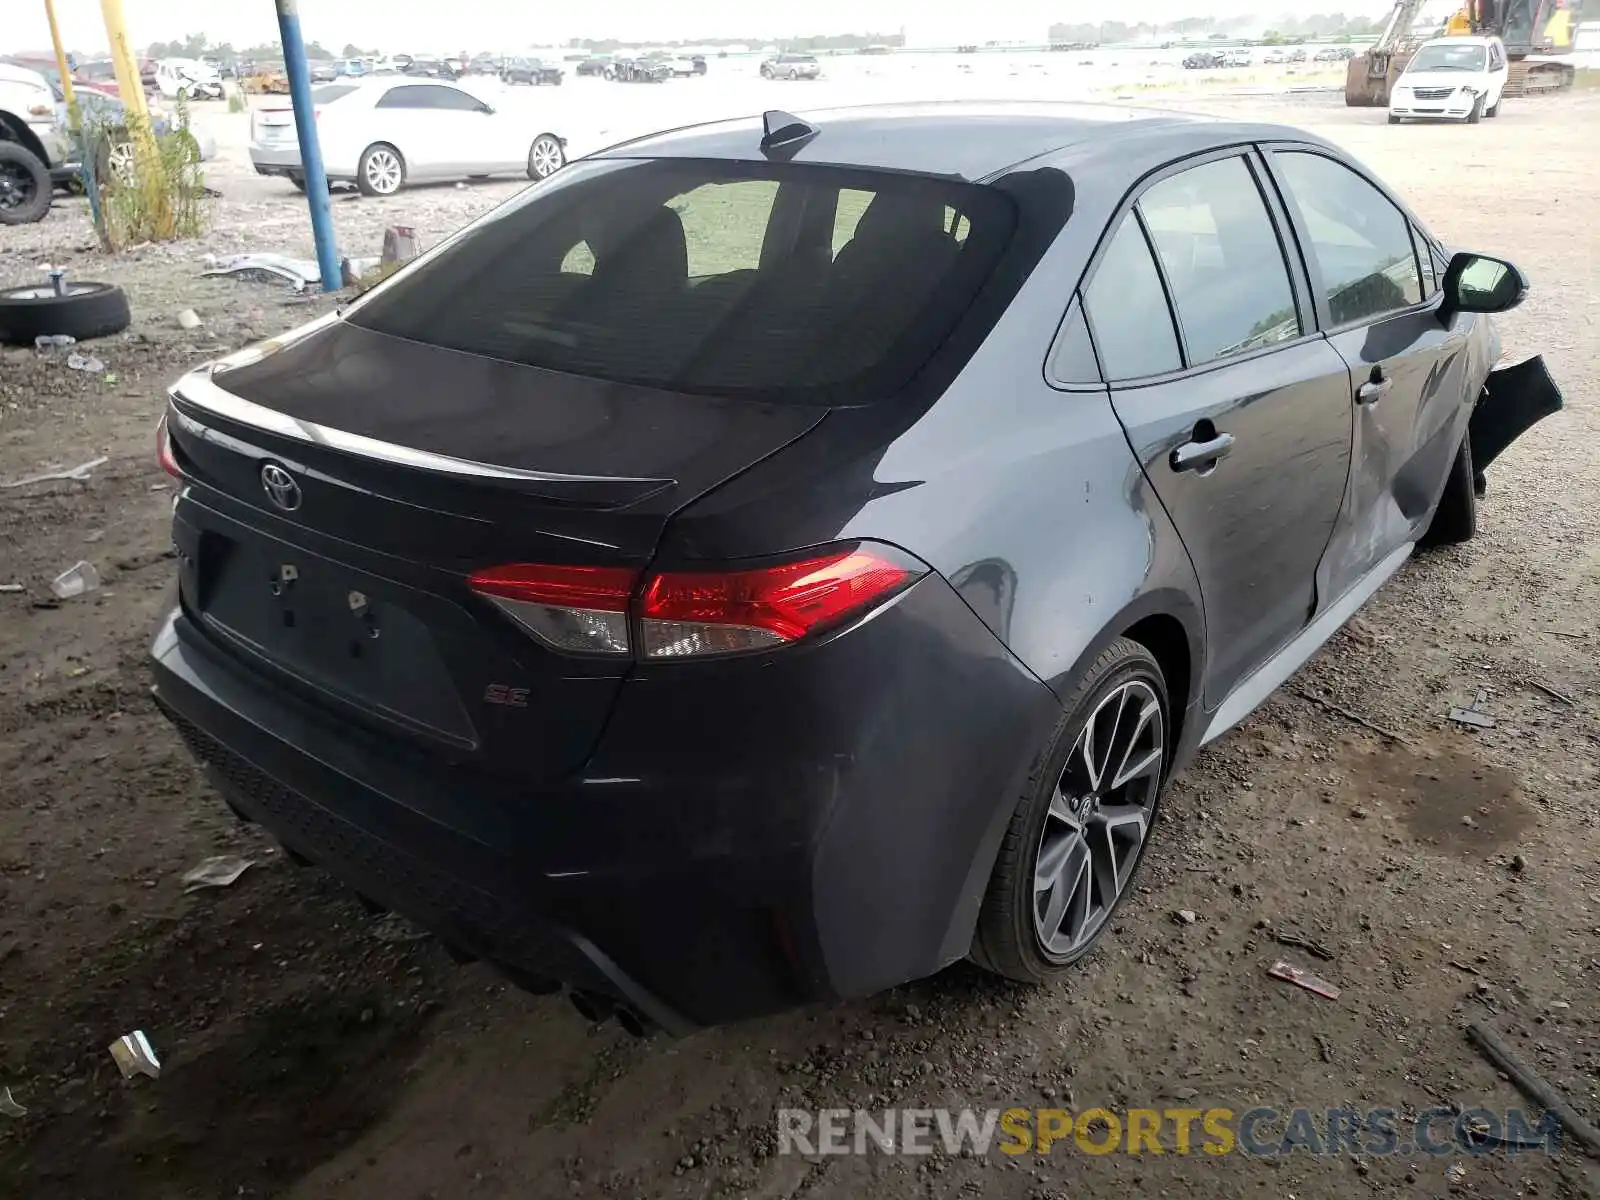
[249,78,567,196]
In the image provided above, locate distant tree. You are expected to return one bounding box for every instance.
[341,43,362,58]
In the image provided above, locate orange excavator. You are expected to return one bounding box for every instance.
[1345,0,1578,106]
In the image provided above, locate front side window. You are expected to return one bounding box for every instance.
[1273,151,1422,326]
[1138,155,1300,365]
[1084,214,1182,380]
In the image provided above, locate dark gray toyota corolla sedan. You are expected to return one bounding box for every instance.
[150,103,1562,1033]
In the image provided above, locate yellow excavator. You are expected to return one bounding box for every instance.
[1345,0,1578,106]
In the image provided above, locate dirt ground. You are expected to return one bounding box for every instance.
[1,89,1598,1200]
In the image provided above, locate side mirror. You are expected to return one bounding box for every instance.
[1440,251,1527,318]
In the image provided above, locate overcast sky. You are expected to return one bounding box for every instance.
[5,1,1392,56]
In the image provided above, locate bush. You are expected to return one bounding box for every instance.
[81,99,207,248]
[228,89,247,114]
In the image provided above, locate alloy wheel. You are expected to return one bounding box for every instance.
[1031,679,1164,959]
[529,136,563,179]
[0,161,38,213]
[364,148,402,194]
[107,142,137,186]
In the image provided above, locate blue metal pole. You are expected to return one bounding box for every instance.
[274,0,341,291]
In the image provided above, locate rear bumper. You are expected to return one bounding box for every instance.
[150,573,1062,1028]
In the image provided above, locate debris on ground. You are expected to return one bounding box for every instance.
[0,1086,25,1117]
[0,456,109,490]
[370,913,431,944]
[176,309,204,330]
[1267,961,1340,1000]
[180,855,255,893]
[1448,689,1495,729]
[66,352,106,373]
[1273,930,1335,961]
[1527,679,1575,706]
[0,583,23,593]
[108,1031,161,1080]
[381,224,419,266]
[201,252,321,292]
[1294,687,1412,745]
[49,561,102,600]
[34,334,76,350]
[1466,1022,1600,1158]
[1174,908,1197,925]
[1446,1162,1467,1184]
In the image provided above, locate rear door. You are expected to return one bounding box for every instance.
[1082,149,1354,704]
[1263,146,1473,605]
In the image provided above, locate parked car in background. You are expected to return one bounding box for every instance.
[310,61,339,83]
[608,57,672,82]
[403,57,457,79]
[55,88,217,186]
[668,55,707,76]
[336,58,368,77]
[1183,50,1224,68]
[1388,35,1508,124]
[501,58,564,85]
[0,60,66,223]
[1313,46,1357,62]
[153,102,1559,1032]
[1221,48,1252,66]
[249,78,566,195]
[760,53,821,79]
[155,58,225,100]
[72,59,127,96]
[575,55,613,76]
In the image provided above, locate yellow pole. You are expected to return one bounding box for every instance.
[97,0,168,230]
[97,0,152,123]
[43,0,77,113]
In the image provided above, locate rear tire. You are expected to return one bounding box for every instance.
[0,142,51,225]
[1419,434,1477,548]
[1387,113,1401,124]
[972,638,1170,983]
[357,143,405,196]
[526,133,564,180]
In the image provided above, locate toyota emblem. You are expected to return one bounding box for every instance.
[260,463,302,512]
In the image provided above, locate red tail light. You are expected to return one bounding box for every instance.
[156,414,182,478]
[638,547,918,658]
[468,544,922,660]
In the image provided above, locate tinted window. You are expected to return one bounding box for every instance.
[1084,214,1182,380]
[1139,156,1300,364]
[377,85,428,108]
[312,83,358,104]
[349,159,1017,404]
[1274,152,1421,325]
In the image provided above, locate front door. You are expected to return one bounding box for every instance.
[1085,151,1353,704]
[1264,148,1472,605]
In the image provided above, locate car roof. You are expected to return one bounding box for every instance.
[1418,35,1497,46]
[593,101,1310,183]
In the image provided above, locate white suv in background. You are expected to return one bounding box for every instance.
[0,61,69,223]
[1389,36,1509,124]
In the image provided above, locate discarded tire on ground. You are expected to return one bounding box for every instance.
[0,142,52,226]
[0,282,132,346]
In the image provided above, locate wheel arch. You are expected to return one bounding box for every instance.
[0,112,50,165]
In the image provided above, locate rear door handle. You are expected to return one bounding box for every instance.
[1357,374,1392,405]
[1170,431,1236,474]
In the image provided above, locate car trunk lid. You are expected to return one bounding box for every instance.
[164,317,826,777]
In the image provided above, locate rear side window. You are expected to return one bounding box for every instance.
[1084,214,1181,380]
[348,159,1018,404]
[1138,156,1300,364]
[1272,151,1422,326]
[312,84,358,104]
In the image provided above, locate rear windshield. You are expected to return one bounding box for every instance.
[348,158,1017,404]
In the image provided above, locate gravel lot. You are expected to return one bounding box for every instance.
[1,83,1597,1200]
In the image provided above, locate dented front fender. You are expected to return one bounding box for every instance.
[1469,355,1564,474]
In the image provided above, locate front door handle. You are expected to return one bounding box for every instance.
[1356,372,1392,405]
[1170,431,1236,474]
